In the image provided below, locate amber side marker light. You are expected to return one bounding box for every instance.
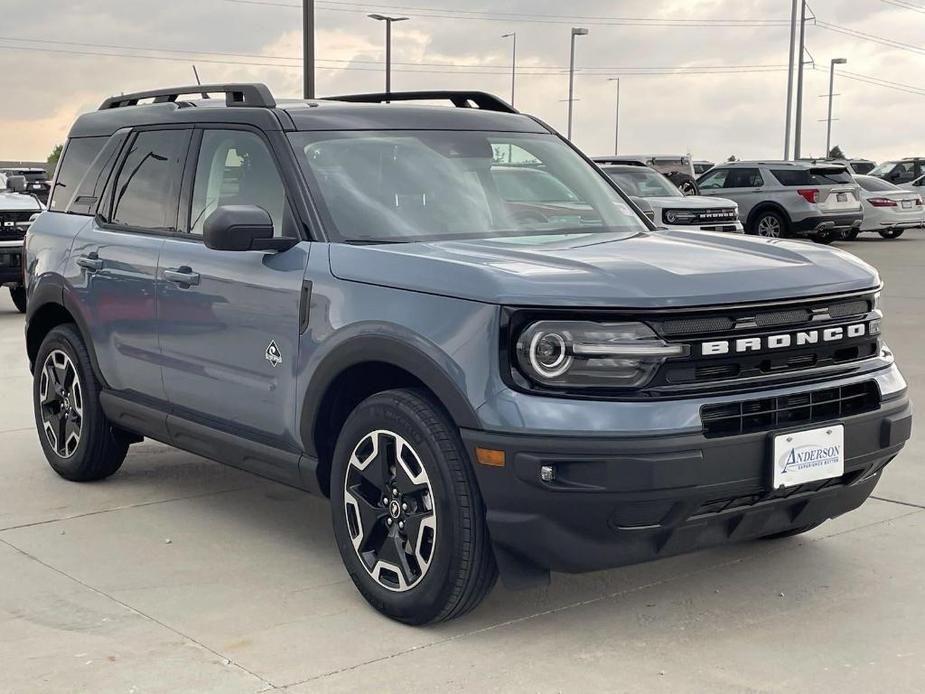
[475,448,506,467]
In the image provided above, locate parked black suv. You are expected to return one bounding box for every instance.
[24,84,912,624]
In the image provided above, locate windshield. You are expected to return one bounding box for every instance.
[603,168,682,198]
[289,130,647,243]
[869,160,899,177]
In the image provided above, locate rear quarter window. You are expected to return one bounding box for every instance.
[49,137,108,211]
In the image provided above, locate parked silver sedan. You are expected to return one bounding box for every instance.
[852,175,924,240]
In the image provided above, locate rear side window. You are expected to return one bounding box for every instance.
[724,168,763,188]
[49,137,107,211]
[110,129,189,230]
[771,168,852,186]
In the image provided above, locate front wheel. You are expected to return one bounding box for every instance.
[330,389,497,624]
[9,285,26,313]
[812,229,838,245]
[844,229,860,241]
[33,324,128,481]
[879,229,905,239]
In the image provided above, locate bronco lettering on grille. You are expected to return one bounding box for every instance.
[699,323,868,357]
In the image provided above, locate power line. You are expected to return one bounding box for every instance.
[880,0,925,13]
[814,20,925,56]
[0,36,788,73]
[225,0,791,27]
[811,65,925,97]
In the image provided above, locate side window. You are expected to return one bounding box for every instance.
[698,169,728,190]
[49,136,107,212]
[724,168,763,188]
[189,130,289,237]
[110,130,189,230]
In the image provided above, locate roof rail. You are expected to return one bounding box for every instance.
[98,83,276,110]
[322,90,518,114]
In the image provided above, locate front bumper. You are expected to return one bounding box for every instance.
[0,242,23,285]
[463,391,911,586]
[668,221,744,234]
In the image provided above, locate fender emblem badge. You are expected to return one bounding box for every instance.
[265,340,283,368]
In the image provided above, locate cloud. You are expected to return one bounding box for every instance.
[0,0,922,162]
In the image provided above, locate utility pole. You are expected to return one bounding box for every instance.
[793,0,808,159]
[826,58,847,157]
[303,0,314,98]
[784,0,799,160]
[502,33,517,106]
[608,77,621,155]
[369,14,409,94]
[567,27,589,141]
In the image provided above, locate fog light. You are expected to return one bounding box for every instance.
[540,465,556,482]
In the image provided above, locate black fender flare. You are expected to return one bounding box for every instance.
[299,334,482,458]
[26,274,107,387]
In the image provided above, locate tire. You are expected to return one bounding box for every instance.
[33,324,128,481]
[879,229,905,239]
[9,285,26,313]
[844,229,860,241]
[749,210,788,238]
[761,522,823,540]
[812,230,837,245]
[330,388,497,624]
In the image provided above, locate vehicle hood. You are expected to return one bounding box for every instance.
[0,191,43,212]
[646,195,736,209]
[329,230,879,308]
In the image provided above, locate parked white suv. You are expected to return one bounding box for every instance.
[697,161,862,244]
[600,164,742,233]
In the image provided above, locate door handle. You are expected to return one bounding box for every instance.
[164,267,201,287]
[76,253,103,272]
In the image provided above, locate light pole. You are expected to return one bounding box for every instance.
[303,0,314,98]
[784,0,799,160]
[567,27,589,141]
[502,32,516,107]
[368,14,409,95]
[826,58,847,157]
[793,0,808,159]
[608,77,620,155]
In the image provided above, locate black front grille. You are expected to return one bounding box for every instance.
[701,381,879,438]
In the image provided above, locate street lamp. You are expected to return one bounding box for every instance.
[825,57,847,157]
[608,77,620,155]
[567,27,589,141]
[368,14,409,95]
[502,32,516,107]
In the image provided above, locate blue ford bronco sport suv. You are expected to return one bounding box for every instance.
[25,84,912,624]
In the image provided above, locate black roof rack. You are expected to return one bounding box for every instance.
[322,90,518,114]
[99,83,276,110]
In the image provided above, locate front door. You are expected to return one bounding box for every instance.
[156,128,308,449]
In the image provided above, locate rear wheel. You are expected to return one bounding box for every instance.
[9,286,26,313]
[750,210,787,238]
[330,388,497,624]
[33,324,128,481]
[879,229,905,239]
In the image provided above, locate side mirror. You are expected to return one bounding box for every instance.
[202,205,297,252]
[6,175,26,193]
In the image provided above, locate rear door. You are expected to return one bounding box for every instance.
[70,127,190,402]
[156,127,309,450]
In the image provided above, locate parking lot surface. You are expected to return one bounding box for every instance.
[1,237,923,693]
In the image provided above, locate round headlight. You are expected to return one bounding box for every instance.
[665,210,678,224]
[529,330,572,378]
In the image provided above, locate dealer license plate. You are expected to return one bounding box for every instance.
[772,425,844,488]
[902,200,913,209]
[836,192,848,202]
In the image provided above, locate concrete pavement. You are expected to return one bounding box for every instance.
[1,236,922,693]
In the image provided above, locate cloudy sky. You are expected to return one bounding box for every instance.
[2,0,923,165]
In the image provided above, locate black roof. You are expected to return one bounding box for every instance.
[69,83,548,138]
